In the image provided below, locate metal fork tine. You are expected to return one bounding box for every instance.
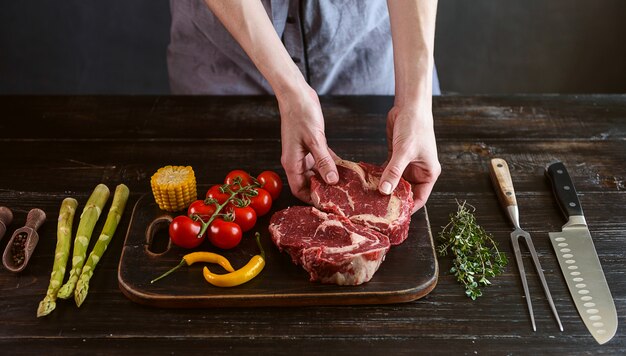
[524,235,564,331]
[511,234,536,332]
[490,158,562,331]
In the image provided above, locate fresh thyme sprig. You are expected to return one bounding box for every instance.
[437,200,508,300]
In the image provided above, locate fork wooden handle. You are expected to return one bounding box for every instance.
[489,158,518,208]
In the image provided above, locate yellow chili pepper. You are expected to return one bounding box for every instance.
[203,233,265,287]
[151,251,235,284]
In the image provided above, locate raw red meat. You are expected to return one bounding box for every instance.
[310,160,413,245]
[269,206,390,285]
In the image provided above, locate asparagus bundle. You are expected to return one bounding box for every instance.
[75,184,129,307]
[57,184,110,299]
[37,198,78,317]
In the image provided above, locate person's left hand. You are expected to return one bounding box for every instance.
[378,104,441,213]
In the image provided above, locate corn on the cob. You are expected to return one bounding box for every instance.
[151,165,197,212]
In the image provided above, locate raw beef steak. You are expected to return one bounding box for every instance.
[269,206,390,285]
[310,160,413,245]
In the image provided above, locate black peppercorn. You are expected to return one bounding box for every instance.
[11,232,27,266]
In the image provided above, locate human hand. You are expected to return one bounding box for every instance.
[277,86,339,204]
[379,105,441,213]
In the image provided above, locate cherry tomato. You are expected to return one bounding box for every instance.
[205,184,231,204]
[187,200,216,221]
[257,171,283,200]
[169,215,204,249]
[208,218,242,249]
[224,170,253,190]
[248,188,272,216]
[228,205,257,232]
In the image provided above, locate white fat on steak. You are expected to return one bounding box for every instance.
[317,255,383,285]
[269,206,390,286]
[310,160,413,245]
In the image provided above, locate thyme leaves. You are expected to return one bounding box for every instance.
[437,201,508,300]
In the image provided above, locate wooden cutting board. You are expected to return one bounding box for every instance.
[118,190,438,307]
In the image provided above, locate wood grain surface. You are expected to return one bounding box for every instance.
[0,95,624,355]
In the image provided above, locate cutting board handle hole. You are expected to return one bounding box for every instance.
[145,215,173,256]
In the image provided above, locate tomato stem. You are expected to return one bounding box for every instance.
[196,180,262,239]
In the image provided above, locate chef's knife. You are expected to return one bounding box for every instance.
[546,161,617,344]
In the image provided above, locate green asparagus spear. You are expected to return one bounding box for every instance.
[74,184,129,307]
[36,198,79,317]
[57,184,110,299]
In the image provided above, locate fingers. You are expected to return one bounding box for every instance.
[380,141,441,212]
[283,142,338,204]
[281,153,315,204]
[287,172,315,204]
[411,180,436,214]
[327,147,341,162]
[379,152,410,195]
[406,161,441,214]
[308,138,339,185]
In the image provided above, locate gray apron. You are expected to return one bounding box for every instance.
[167,0,440,95]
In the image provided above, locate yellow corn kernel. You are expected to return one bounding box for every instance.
[150,166,197,212]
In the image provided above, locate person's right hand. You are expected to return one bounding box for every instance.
[276,85,339,204]
[200,1,339,203]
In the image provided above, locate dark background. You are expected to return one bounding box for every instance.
[1,0,625,94]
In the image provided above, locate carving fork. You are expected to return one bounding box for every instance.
[489,158,563,331]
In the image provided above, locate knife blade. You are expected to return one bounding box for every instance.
[545,161,618,344]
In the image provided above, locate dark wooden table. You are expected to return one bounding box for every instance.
[1,95,624,355]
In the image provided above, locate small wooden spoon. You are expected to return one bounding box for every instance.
[2,208,46,273]
[0,206,13,241]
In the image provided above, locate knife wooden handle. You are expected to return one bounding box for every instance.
[489,158,517,208]
[545,161,584,218]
